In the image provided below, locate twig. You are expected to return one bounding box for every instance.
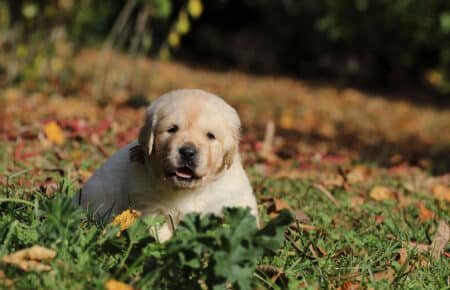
[93,0,137,98]
[312,183,339,206]
[117,4,152,90]
[260,120,275,160]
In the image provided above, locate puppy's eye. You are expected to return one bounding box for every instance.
[206,132,216,140]
[167,125,178,134]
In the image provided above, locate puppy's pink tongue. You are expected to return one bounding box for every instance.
[175,167,193,179]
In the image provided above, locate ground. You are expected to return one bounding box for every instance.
[1,49,449,289]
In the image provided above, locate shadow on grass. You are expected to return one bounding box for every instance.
[274,128,450,175]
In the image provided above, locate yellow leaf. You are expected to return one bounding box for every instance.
[50,57,64,74]
[369,186,395,201]
[110,209,142,236]
[1,245,56,272]
[188,0,203,18]
[44,121,65,145]
[424,70,443,87]
[105,279,134,290]
[432,184,450,203]
[279,109,294,129]
[346,165,370,184]
[176,12,190,35]
[168,31,180,48]
[418,202,435,222]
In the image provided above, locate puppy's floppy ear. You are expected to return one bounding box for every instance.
[138,107,157,156]
[130,105,158,163]
[223,113,241,169]
[223,146,236,169]
[138,122,154,156]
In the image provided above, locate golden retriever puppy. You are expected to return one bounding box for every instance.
[74,89,258,240]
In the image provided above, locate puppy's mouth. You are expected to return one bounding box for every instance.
[168,166,199,182]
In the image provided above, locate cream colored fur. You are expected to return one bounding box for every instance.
[74,89,258,241]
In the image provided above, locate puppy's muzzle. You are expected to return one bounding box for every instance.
[179,144,197,166]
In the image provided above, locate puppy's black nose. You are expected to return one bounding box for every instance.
[179,145,197,161]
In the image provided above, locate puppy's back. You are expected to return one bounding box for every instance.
[73,142,141,220]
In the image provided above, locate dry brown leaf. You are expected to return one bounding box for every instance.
[397,248,408,266]
[1,245,56,272]
[292,210,311,224]
[274,198,293,212]
[308,244,319,259]
[339,281,362,290]
[402,241,429,253]
[418,203,435,222]
[346,165,370,184]
[43,121,65,145]
[105,279,135,290]
[256,264,288,285]
[330,246,353,259]
[322,173,345,189]
[350,196,365,207]
[279,110,295,129]
[289,223,321,232]
[430,220,450,260]
[397,191,413,208]
[373,268,395,282]
[369,186,395,201]
[432,184,450,203]
[110,209,142,237]
[316,245,328,257]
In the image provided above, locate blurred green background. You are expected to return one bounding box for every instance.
[1,0,449,98]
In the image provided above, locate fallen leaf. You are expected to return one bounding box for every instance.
[369,186,395,201]
[322,173,345,189]
[274,198,292,212]
[289,223,321,233]
[279,110,295,129]
[308,244,319,259]
[350,196,365,207]
[316,245,328,256]
[292,210,311,223]
[374,215,384,224]
[402,241,429,253]
[110,209,142,236]
[417,203,435,222]
[430,220,450,260]
[373,268,395,282]
[330,246,353,259]
[396,248,408,266]
[432,184,450,203]
[105,279,134,290]
[256,264,288,285]
[1,245,56,272]
[346,165,370,184]
[43,121,65,145]
[339,281,361,290]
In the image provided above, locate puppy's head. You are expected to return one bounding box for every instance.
[138,89,240,188]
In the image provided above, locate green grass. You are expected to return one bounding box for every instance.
[0,169,448,289]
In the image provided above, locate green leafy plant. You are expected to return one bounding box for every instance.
[140,208,293,289]
[0,191,293,289]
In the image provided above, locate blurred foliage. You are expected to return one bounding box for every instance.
[0,0,202,86]
[188,0,450,94]
[0,0,449,94]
